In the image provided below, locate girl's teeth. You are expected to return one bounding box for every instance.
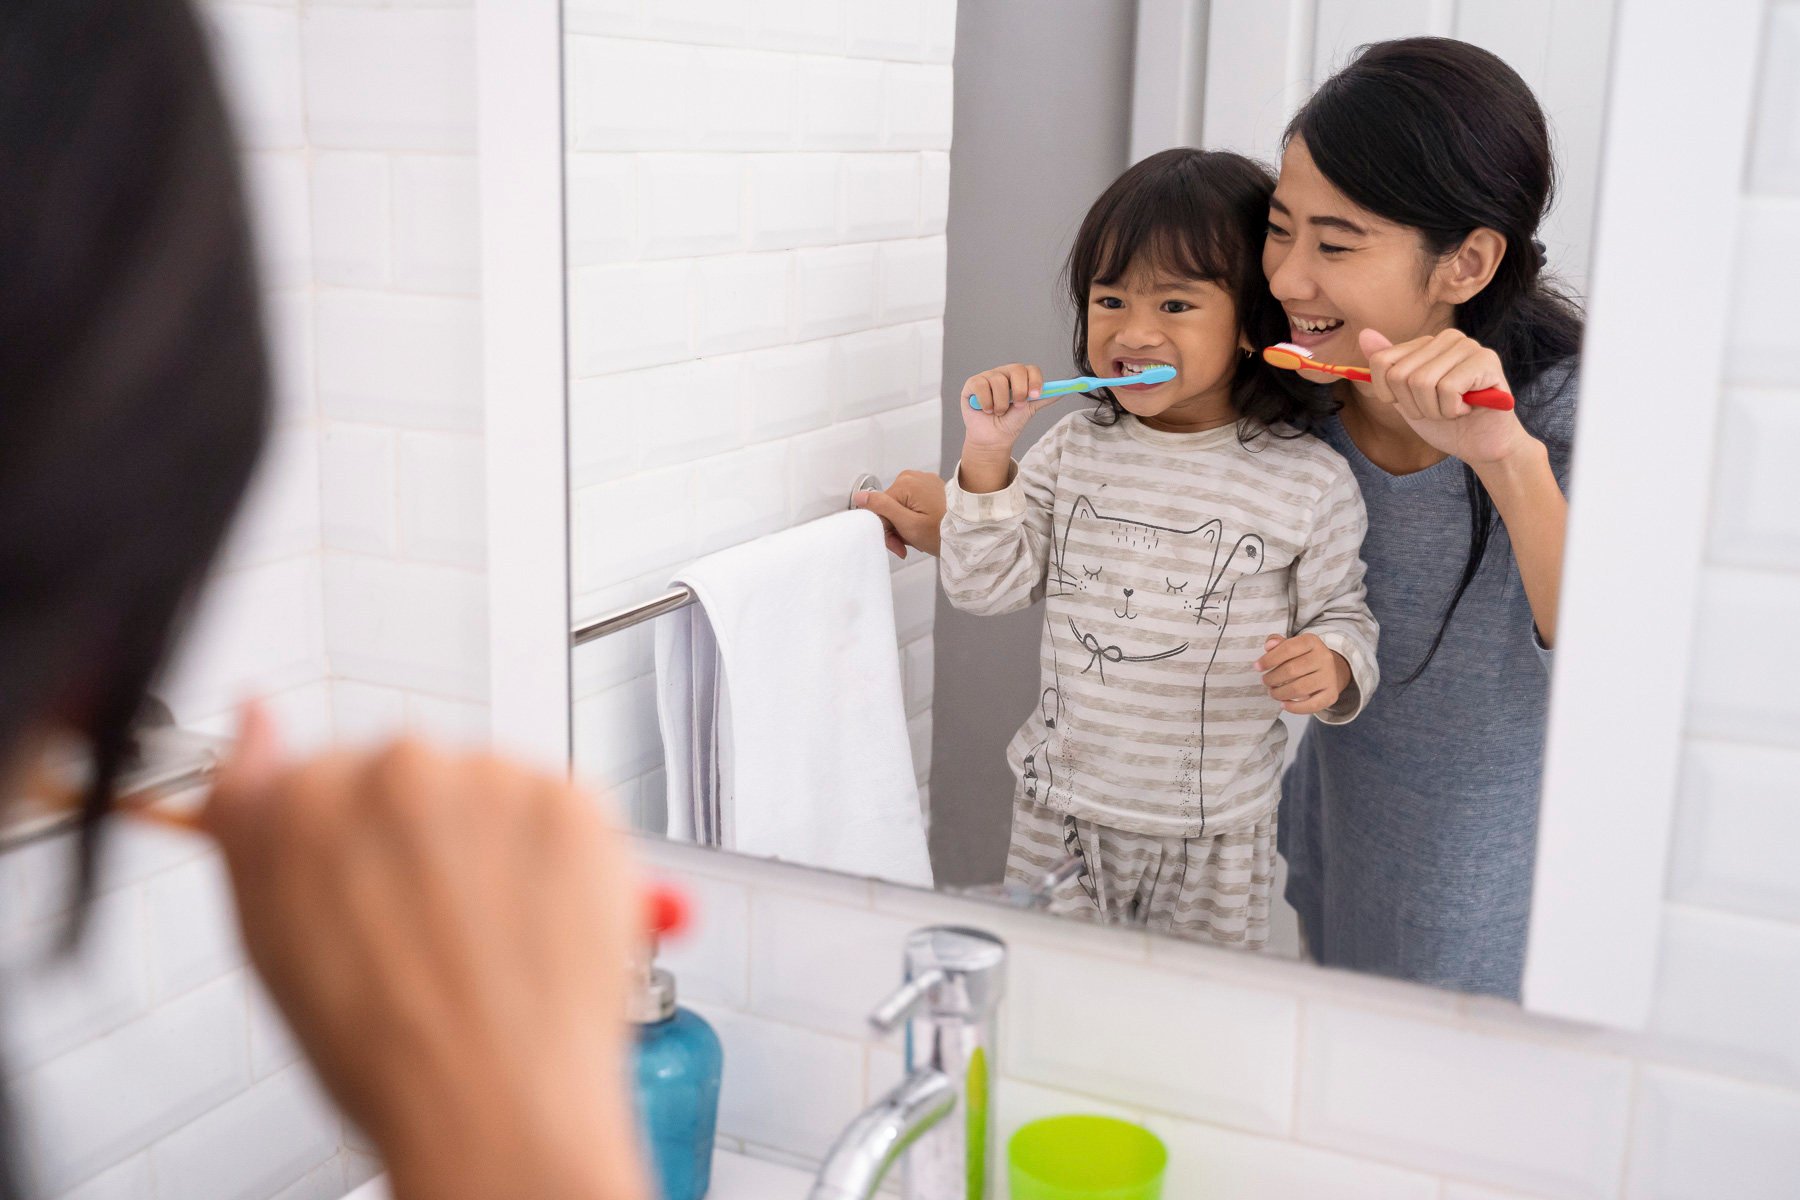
[1293,318,1343,334]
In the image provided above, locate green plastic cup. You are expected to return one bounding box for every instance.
[1007,1115,1167,1200]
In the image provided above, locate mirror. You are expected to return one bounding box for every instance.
[564,1,1617,1003]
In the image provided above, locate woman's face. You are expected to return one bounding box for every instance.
[1262,137,1459,368]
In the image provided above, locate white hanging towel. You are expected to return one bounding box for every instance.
[654,510,933,888]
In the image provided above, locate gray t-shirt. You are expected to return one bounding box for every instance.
[1278,360,1579,999]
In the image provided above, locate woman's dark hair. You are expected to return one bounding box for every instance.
[0,0,269,1186]
[1062,148,1335,438]
[1286,36,1584,682]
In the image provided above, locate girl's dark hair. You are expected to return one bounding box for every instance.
[1286,37,1583,681]
[0,0,269,1186]
[1062,148,1335,438]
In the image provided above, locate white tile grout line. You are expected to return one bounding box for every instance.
[1660,897,1800,933]
[1675,727,1800,757]
[1614,1059,1643,1200]
[317,547,488,580]
[741,874,756,1011]
[1289,994,1306,1136]
[237,970,258,1088]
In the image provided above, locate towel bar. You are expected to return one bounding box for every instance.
[570,585,697,646]
[1,721,220,852]
[569,474,885,646]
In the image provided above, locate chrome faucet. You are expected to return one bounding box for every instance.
[951,853,1085,911]
[808,926,1007,1200]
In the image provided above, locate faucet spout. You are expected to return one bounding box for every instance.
[806,1071,955,1200]
[811,926,1006,1199]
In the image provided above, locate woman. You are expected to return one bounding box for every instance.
[0,2,648,1195]
[862,37,1579,999]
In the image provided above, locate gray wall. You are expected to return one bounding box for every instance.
[928,0,1139,884]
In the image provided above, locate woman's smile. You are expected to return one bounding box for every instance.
[1281,312,1347,354]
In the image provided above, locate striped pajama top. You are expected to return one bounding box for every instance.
[940,410,1380,839]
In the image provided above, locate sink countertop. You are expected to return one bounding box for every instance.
[343,1147,815,1199]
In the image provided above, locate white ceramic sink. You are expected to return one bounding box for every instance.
[344,1147,814,1199]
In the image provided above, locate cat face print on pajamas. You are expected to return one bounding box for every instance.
[1021,494,1269,829]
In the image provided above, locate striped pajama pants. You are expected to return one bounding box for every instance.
[1003,795,1276,949]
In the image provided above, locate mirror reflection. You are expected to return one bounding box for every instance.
[566,2,1613,1002]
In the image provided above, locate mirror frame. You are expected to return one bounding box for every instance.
[475,0,1764,1031]
[1521,0,1763,1026]
[479,0,572,774]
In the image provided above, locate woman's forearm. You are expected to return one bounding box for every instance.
[1475,438,1567,647]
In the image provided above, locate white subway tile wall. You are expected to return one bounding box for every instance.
[268,1162,357,1200]
[1,893,151,1077]
[299,0,492,749]
[148,1066,341,1200]
[1650,905,1800,1090]
[53,1157,155,1200]
[1297,1005,1633,1198]
[0,804,337,1187]
[247,978,305,1084]
[299,8,476,155]
[1626,1068,1800,1200]
[1010,942,1299,1135]
[1144,1112,1442,1200]
[694,1004,866,1161]
[17,978,252,1194]
[142,856,240,1005]
[565,11,947,804]
[1666,741,1800,921]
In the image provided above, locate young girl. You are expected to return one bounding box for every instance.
[938,149,1378,948]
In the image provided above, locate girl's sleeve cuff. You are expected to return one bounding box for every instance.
[945,460,1024,523]
[1309,630,1377,726]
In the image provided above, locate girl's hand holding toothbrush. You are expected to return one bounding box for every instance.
[959,362,1057,493]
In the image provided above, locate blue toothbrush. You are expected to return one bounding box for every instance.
[967,364,1175,409]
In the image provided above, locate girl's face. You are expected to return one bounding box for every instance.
[1085,262,1245,433]
[1262,137,1459,369]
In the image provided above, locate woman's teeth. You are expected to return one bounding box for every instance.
[1290,317,1343,334]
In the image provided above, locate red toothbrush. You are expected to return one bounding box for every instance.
[1263,342,1514,411]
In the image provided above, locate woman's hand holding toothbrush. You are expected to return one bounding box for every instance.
[1359,328,1533,468]
[959,362,1056,494]
[205,703,651,1200]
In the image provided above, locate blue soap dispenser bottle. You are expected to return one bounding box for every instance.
[631,945,723,1200]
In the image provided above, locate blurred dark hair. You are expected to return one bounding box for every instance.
[1062,147,1334,439]
[0,0,269,1186]
[1286,37,1583,681]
